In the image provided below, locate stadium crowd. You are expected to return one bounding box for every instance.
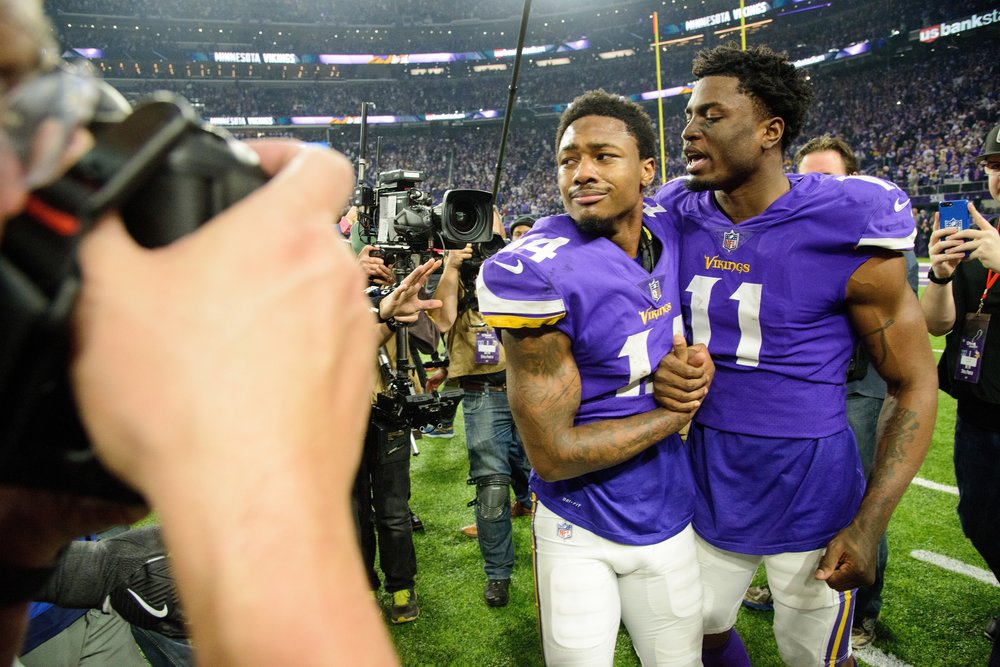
[49,0,997,60]
[44,0,998,240]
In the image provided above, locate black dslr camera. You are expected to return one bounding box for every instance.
[0,92,267,500]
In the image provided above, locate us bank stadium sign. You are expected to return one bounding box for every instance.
[910,7,1000,42]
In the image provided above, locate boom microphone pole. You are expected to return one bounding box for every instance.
[490,0,533,207]
[353,101,376,243]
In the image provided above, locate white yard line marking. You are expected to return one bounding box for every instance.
[911,477,959,496]
[910,550,1000,587]
[854,645,914,667]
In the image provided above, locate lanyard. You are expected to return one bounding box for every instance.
[976,269,998,316]
[975,217,1000,315]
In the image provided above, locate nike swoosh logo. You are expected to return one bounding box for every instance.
[127,588,169,618]
[894,198,909,212]
[495,259,524,274]
[386,444,405,456]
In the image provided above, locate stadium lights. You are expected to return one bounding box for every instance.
[598,48,635,59]
[536,57,571,67]
[658,34,702,46]
[714,19,771,36]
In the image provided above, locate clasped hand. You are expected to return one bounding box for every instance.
[652,334,714,413]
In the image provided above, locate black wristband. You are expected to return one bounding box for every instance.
[0,562,57,606]
[927,267,953,285]
[384,317,402,332]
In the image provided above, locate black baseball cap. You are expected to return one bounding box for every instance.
[509,215,537,234]
[975,121,1000,163]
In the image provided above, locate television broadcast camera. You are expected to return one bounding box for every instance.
[350,105,496,442]
[0,91,267,501]
[354,168,494,279]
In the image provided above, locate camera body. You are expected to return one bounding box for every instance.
[355,169,493,277]
[0,93,267,500]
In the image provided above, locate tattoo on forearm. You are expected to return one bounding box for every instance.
[507,329,686,477]
[869,405,919,498]
[861,317,895,365]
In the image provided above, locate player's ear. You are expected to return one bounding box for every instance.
[760,116,784,151]
[640,157,655,188]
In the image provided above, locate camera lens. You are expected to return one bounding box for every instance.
[450,200,479,234]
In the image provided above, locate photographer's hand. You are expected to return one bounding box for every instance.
[446,243,474,270]
[427,245,474,333]
[72,140,397,666]
[357,244,394,285]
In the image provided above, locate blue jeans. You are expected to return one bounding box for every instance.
[463,390,531,580]
[953,414,1000,579]
[847,393,889,622]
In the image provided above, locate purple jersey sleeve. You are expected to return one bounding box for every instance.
[833,174,917,250]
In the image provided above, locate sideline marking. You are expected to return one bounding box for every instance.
[910,550,1000,588]
[855,645,914,667]
[911,477,959,496]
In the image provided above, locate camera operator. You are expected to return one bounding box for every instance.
[427,211,531,608]
[0,2,399,665]
[353,250,442,625]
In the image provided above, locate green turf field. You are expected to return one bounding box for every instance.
[384,331,998,666]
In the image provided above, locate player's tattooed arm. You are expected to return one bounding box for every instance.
[503,328,695,482]
[818,251,938,591]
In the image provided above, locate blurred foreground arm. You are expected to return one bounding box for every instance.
[72,141,398,666]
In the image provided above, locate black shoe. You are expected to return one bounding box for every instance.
[986,616,999,643]
[410,511,424,532]
[484,578,510,607]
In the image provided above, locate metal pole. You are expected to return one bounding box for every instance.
[491,0,533,206]
[653,11,667,185]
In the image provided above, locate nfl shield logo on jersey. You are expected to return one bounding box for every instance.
[648,278,661,302]
[723,229,740,252]
[556,522,574,540]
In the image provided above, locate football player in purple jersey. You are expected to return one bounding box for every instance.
[477,90,712,665]
[653,44,938,666]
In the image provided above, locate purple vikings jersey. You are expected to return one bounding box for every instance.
[476,199,694,546]
[654,173,916,553]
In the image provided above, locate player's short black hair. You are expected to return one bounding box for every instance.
[555,89,657,162]
[692,43,814,153]
[795,134,858,174]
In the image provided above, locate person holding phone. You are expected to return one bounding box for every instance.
[920,121,1000,666]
